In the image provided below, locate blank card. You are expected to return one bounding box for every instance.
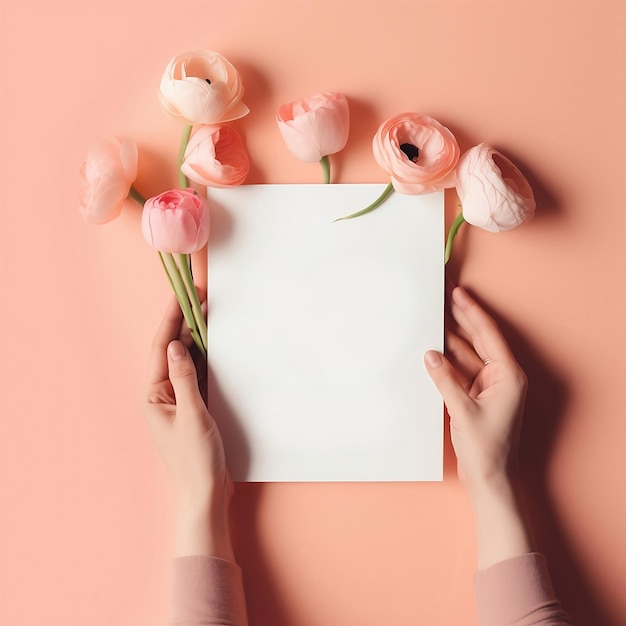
[207,184,443,482]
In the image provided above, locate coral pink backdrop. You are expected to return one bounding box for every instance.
[1,1,624,624]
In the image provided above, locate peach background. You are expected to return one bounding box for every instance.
[1,1,624,624]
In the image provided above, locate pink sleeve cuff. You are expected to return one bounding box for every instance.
[475,553,570,626]
[171,556,248,626]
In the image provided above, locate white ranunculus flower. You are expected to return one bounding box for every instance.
[158,49,249,125]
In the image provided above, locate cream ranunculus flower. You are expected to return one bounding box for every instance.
[158,50,249,125]
[456,143,535,232]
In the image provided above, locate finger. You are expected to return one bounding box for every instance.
[178,319,195,349]
[424,351,474,417]
[147,297,184,387]
[451,287,514,363]
[444,330,483,391]
[167,340,205,410]
[446,303,472,347]
[444,307,474,354]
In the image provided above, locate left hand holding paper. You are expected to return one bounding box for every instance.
[143,295,235,560]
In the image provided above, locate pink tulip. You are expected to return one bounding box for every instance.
[276,92,349,162]
[141,189,210,253]
[181,125,250,188]
[456,144,536,232]
[158,49,249,125]
[372,113,460,194]
[79,136,138,224]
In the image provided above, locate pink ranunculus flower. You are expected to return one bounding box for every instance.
[79,136,138,224]
[456,144,536,232]
[158,49,249,125]
[276,91,350,162]
[181,125,250,188]
[372,113,460,194]
[141,189,210,253]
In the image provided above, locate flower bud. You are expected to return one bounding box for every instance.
[277,92,350,162]
[141,189,210,253]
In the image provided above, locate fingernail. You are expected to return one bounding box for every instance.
[452,286,468,304]
[425,351,443,368]
[168,341,186,360]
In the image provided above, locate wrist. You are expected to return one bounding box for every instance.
[468,474,532,570]
[463,461,523,505]
[174,487,235,561]
[467,470,517,505]
[174,470,233,520]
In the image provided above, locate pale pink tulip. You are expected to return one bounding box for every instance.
[79,136,138,224]
[456,144,536,232]
[159,49,249,125]
[181,125,250,187]
[372,113,460,194]
[141,189,210,253]
[276,92,349,162]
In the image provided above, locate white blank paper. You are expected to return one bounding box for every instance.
[207,184,443,482]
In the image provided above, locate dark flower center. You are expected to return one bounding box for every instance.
[205,79,212,85]
[400,143,420,163]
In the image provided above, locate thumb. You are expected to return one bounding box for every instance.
[167,340,204,408]
[424,351,473,417]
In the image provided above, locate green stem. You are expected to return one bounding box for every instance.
[178,125,193,188]
[158,252,177,293]
[333,182,394,222]
[444,212,466,264]
[177,253,208,353]
[161,252,206,357]
[320,155,331,184]
[128,186,146,206]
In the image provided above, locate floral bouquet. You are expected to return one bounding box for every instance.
[79,49,536,354]
[79,50,252,357]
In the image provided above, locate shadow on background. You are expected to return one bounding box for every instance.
[230,484,297,626]
[493,145,563,223]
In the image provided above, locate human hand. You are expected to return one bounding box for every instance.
[144,295,234,558]
[424,286,528,498]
